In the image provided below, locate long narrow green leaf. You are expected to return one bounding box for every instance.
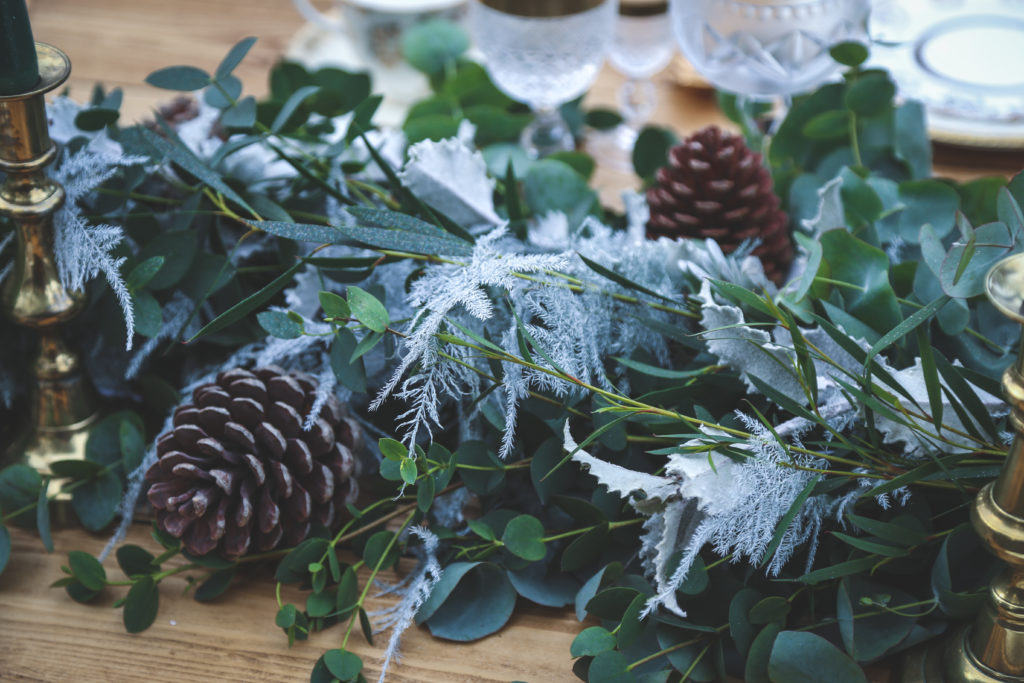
[257,218,472,257]
[709,279,775,317]
[933,352,998,440]
[612,356,709,380]
[188,261,302,342]
[271,85,319,133]
[36,477,52,552]
[541,414,634,482]
[864,452,966,497]
[577,252,673,302]
[347,206,452,237]
[796,557,879,584]
[140,127,253,215]
[215,36,257,80]
[831,532,907,557]
[916,326,943,435]
[778,307,817,406]
[864,295,948,368]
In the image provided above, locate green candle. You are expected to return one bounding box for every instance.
[0,0,39,95]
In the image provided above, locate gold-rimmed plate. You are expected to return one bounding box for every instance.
[871,0,1024,150]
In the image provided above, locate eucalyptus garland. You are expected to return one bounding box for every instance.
[1,24,1022,683]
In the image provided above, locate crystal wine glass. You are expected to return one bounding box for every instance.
[469,0,619,158]
[593,0,675,169]
[669,0,870,116]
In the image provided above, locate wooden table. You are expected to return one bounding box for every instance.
[5,2,1023,681]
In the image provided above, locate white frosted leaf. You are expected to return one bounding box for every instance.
[399,137,501,229]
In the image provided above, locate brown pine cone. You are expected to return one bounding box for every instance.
[646,126,794,284]
[146,366,362,558]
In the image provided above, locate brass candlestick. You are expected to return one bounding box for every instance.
[903,252,1024,682]
[1,43,98,475]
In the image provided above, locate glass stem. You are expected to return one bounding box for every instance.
[522,106,575,158]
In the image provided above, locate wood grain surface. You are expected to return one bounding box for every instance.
[0,524,584,682]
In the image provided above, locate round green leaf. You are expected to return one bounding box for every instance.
[745,622,781,683]
[830,41,869,67]
[71,469,121,532]
[508,562,579,608]
[571,626,616,657]
[362,531,399,570]
[319,290,350,319]
[844,72,895,117]
[401,19,469,76]
[589,650,634,683]
[323,649,363,680]
[768,631,867,683]
[131,291,163,339]
[68,551,106,591]
[346,285,389,333]
[275,603,298,628]
[749,596,791,624]
[501,514,546,561]
[116,545,158,577]
[523,159,596,217]
[576,563,623,621]
[135,230,198,290]
[632,125,677,180]
[802,110,850,140]
[729,588,763,656]
[194,567,236,602]
[400,457,418,485]
[123,575,160,633]
[258,310,303,339]
[417,562,517,642]
[0,464,42,524]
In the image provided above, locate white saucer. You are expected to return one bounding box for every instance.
[870,0,1024,149]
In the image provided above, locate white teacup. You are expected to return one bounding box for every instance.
[291,0,468,70]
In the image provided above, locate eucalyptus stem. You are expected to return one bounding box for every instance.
[340,509,416,652]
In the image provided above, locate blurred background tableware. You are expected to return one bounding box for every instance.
[588,0,675,169]
[469,0,619,158]
[288,0,467,125]
[669,0,870,115]
[869,0,1024,149]
[292,0,466,69]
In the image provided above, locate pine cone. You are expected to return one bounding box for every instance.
[146,366,362,559]
[646,126,794,284]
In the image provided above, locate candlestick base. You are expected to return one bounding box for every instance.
[0,43,99,491]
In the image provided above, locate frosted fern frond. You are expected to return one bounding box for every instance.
[125,292,196,380]
[369,527,442,683]
[378,217,684,458]
[372,227,567,450]
[53,137,147,350]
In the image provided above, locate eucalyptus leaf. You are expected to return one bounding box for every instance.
[768,631,867,683]
[416,562,517,641]
[0,524,9,576]
[124,575,160,633]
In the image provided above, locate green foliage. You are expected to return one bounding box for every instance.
[18,30,1024,683]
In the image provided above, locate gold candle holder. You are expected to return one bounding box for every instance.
[1,43,98,476]
[902,252,1024,682]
